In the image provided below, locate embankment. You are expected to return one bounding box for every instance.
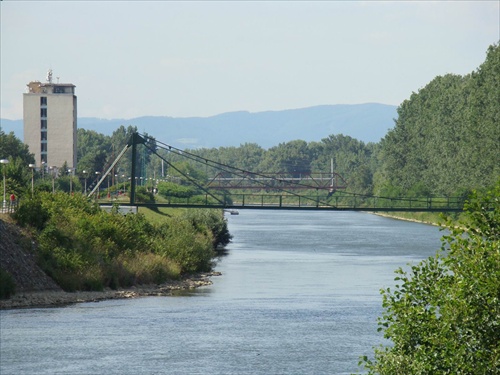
[0,215,219,309]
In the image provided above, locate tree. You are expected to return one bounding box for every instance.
[376,43,499,197]
[361,181,500,374]
[0,130,35,166]
[260,140,312,176]
[0,131,36,198]
[76,128,112,174]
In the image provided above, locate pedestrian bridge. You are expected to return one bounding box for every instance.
[89,133,467,213]
[104,192,464,212]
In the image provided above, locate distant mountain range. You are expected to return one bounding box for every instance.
[1,103,397,149]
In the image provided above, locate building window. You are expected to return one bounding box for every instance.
[41,143,48,153]
[41,154,47,164]
[41,108,47,117]
[40,97,47,105]
[41,119,47,129]
[41,132,47,141]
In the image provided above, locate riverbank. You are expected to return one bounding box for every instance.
[0,272,221,310]
[371,212,446,227]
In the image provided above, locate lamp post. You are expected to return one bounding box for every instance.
[95,171,101,199]
[1,159,9,209]
[68,168,73,195]
[82,170,87,194]
[107,174,111,201]
[115,174,119,199]
[29,164,36,197]
[41,161,46,180]
[50,166,57,193]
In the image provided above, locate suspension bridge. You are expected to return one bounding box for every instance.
[87,133,466,213]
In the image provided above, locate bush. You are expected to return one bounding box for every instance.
[155,219,215,273]
[134,186,155,203]
[14,192,221,292]
[181,209,232,248]
[13,197,50,230]
[158,181,197,199]
[0,269,16,299]
[361,181,500,374]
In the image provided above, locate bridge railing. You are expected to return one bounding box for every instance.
[227,193,464,210]
[132,193,465,212]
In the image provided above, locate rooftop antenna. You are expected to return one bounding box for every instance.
[46,69,53,84]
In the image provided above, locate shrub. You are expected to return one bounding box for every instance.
[0,269,16,299]
[155,219,215,273]
[181,209,232,248]
[158,181,197,198]
[13,197,50,230]
[14,192,222,292]
[361,182,500,374]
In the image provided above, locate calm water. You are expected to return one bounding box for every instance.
[0,211,443,375]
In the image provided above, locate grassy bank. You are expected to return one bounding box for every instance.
[11,192,230,293]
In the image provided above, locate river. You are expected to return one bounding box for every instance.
[0,210,443,375]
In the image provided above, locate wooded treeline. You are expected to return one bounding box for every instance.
[376,43,499,197]
[164,43,499,198]
[1,44,497,200]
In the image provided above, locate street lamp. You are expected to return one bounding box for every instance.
[29,164,36,197]
[82,170,88,194]
[1,159,9,209]
[41,161,46,179]
[68,168,73,195]
[95,171,101,199]
[49,166,57,193]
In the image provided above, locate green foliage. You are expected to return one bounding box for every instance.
[76,129,113,174]
[13,197,51,230]
[0,130,35,166]
[376,43,499,197]
[14,192,222,292]
[154,219,215,273]
[181,209,232,249]
[158,181,197,198]
[261,140,313,176]
[134,186,155,203]
[0,269,16,299]
[361,182,500,374]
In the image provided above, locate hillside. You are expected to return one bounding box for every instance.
[1,103,397,148]
[0,216,61,293]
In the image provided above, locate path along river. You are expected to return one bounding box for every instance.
[0,210,444,375]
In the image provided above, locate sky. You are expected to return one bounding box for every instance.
[1,1,498,120]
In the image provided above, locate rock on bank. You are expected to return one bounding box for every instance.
[0,272,220,310]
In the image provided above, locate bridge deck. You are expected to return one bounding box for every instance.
[130,203,463,212]
[98,191,465,212]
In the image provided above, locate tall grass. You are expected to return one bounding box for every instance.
[13,193,229,292]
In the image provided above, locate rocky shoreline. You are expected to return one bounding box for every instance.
[371,212,441,226]
[0,272,221,310]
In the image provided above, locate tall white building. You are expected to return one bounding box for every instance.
[23,70,77,169]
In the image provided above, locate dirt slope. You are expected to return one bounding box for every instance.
[0,216,62,293]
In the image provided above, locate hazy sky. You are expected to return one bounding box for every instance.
[1,1,498,120]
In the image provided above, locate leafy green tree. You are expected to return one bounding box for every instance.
[0,130,35,166]
[376,43,499,197]
[312,134,374,194]
[77,128,112,174]
[361,182,500,374]
[259,140,312,176]
[0,131,36,199]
